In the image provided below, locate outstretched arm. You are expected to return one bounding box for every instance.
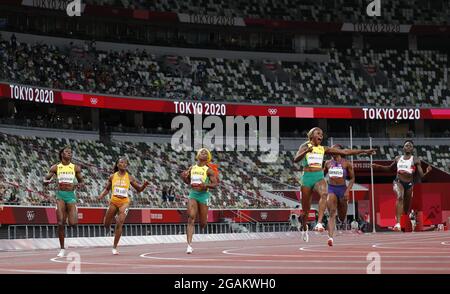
[415,158,433,179]
[372,157,397,172]
[99,175,113,199]
[326,147,377,156]
[130,175,149,193]
[423,165,432,178]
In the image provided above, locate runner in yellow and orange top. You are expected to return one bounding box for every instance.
[99,157,149,255]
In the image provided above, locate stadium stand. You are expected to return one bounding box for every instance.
[1,38,449,106]
[85,0,450,25]
[0,133,448,208]
[0,133,287,208]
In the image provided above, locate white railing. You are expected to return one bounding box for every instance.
[4,222,295,239]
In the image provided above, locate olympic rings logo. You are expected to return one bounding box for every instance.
[268,108,278,115]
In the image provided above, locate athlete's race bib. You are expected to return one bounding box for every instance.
[191,175,203,185]
[113,187,129,197]
[58,175,75,184]
[397,162,413,174]
[397,156,414,174]
[329,166,344,178]
[307,153,323,167]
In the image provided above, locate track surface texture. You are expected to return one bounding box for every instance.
[0,231,449,274]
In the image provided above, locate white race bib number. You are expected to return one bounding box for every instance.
[113,187,128,197]
[191,175,203,185]
[397,163,411,173]
[307,153,323,167]
[329,167,344,178]
[58,175,75,184]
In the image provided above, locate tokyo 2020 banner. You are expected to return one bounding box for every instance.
[1,83,450,119]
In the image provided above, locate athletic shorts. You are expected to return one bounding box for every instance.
[394,178,413,191]
[328,184,347,199]
[111,195,130,208]
[300,170,325,189]
[56,191,77,204]
[188,190,210,205]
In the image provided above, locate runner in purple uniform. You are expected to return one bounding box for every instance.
[324,145,354,246]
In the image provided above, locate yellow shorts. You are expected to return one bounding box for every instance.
[111,195,130,208]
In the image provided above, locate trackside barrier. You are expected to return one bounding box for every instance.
[5,222,293,239]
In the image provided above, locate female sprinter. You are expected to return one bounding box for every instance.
[99,158,149,255]
[44,146,84,258]
[181,148,218,254]
[323,144,355,246]
[294,127,375,242]
[372,140,432,231]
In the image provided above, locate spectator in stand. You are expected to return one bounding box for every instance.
[90,39,96,53]
[7,189,20,205]
[1,36,449,107]
[10,34,16,50]
[161,185,168,203]
[0,183,4,210]
[167,185,175,202]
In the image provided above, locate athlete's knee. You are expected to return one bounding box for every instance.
[188,214,196,224]
[200,219,207,229]
[66,215,77,226]
[329,208,337,217]
[68,219,77,226]
[105,219,114,229]
[320,192,328,200]
[393,184,402,196]
[326,197,337,207]
[301,201,311,210]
